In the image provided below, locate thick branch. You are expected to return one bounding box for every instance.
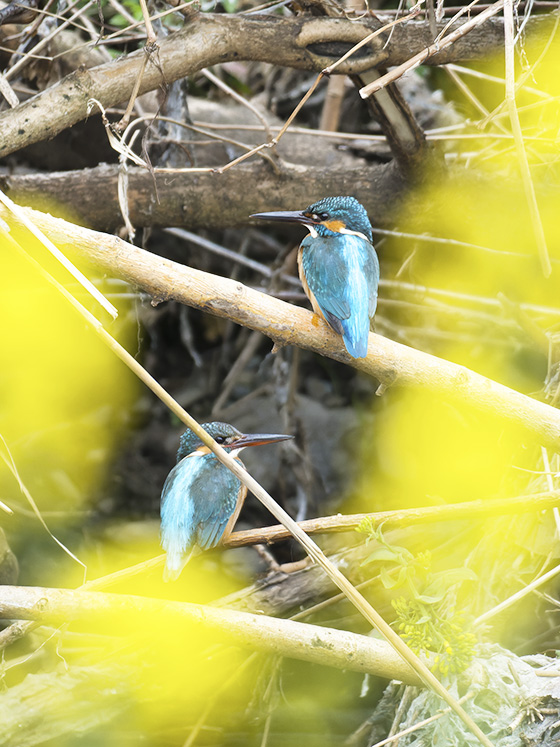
[0,13,555,158]
[0,585,421,684]
[2,161,407,232]
[5,204,560,450]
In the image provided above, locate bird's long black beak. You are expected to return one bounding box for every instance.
[250,210,313,226]
[233,432,293,449]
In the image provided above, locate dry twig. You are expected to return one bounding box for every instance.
[226,491,560,547]
[0,13,553,158]
[359,0,506,98]
[503,0,551,276]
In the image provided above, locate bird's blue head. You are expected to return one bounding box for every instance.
[176,421,292,462]
[177,422,242,462]
[251,195,373,242]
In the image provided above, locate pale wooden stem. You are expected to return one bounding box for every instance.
[503,0,551,277]
[0,585,421,684]
[226,491,560,547]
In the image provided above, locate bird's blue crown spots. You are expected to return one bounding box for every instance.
[176,422,242,462]
[305,196,373,241]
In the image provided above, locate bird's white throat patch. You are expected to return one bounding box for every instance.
[188,446,210,458]
[189,445,244,458]
[339,226,371,243]
[304,224,370,242]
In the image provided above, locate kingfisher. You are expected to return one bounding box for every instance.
[251,196,379,359]
[160,421,292,581]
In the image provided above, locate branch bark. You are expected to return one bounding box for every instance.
[2,161,407,232]
[5,204,560,450]
[0,12,555,158]
[0,585,421,684]
[225,491,560,547]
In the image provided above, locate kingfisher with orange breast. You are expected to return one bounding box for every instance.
[251,196,379,359]
[160,421,292,581]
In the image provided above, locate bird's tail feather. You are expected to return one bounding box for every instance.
[163,547,195,582]
[343,333,368,359]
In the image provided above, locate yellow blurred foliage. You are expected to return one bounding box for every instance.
[398,33,560,306]
[0,235,137,524]
[350,32,560,520]
[352,391,522,514]
[0,229,256,737]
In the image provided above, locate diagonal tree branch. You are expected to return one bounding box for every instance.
[4,203,560,450]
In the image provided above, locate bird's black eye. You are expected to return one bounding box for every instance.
[319,212,329,221]
[215,435,226,444]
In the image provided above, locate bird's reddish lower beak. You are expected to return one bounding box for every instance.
[233,433,293,449]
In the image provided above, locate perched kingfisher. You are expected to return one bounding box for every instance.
[251,196,379,359]
[160,421,292,581]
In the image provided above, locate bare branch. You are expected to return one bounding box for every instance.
[359,0,506,98]
[0,12,555,158]
[225,491,560,547]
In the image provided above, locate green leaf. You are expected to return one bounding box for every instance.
[416,591,447,604]
[380,566,410,590]
[361,547,402,564]
[429,568,478,587]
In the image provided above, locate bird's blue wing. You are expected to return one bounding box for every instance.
[190,458,241,550]
[160,457,198,579]
[160,454,241,578]
[301,234,379,358]
[366,248,380,319]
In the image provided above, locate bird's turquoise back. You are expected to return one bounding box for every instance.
[300,233,379,359]
[160,452,241,578]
